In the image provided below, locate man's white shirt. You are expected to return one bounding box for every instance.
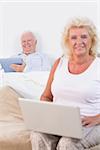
[17,51,51,72]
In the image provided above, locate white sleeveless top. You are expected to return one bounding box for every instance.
[51,56,100,116]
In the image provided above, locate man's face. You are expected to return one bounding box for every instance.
[21,33,37,55]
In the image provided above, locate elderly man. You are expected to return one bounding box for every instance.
[11,31,51,72]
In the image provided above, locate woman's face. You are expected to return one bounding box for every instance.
[68,27,92,57]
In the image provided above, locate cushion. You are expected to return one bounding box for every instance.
[0,121,32,150]
[0,86,23,121]
[0,86,32,150]
[0,58,23,72]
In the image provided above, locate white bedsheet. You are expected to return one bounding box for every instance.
[3,71,49,99]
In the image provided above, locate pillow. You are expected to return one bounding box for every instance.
[0,57,23,72]
[3,71,50,99]
[0,86,23,121]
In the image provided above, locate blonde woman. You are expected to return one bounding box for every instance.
[31,17,100,150]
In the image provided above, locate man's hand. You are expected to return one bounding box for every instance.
[10,63,26,72]
[82,114,100,127]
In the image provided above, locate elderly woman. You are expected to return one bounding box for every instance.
[31,17,100,150]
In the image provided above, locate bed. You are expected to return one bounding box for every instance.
[0,72,100,150]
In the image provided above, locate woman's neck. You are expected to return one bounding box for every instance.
[68,55,95,74]
[71,55,94,65]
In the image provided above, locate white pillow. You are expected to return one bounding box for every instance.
[3,71,50,99]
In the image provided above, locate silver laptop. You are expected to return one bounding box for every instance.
[19,98,82,139]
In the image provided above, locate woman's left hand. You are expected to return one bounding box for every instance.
[82,114,100,127]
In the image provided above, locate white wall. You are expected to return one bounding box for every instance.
[0,4,3,57]
[0,1,99,59]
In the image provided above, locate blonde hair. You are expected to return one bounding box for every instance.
[62,17,98,58]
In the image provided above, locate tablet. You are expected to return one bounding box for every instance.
[0,57,23,72]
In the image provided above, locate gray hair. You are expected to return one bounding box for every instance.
[21,31,37,42]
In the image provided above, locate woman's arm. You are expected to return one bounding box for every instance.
[40,58,60,102]
[82,114,100,127]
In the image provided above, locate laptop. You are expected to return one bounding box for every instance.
[0,57,23,72]
[19,98,82,139]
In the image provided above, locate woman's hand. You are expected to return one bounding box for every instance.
[82,114,100,127]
